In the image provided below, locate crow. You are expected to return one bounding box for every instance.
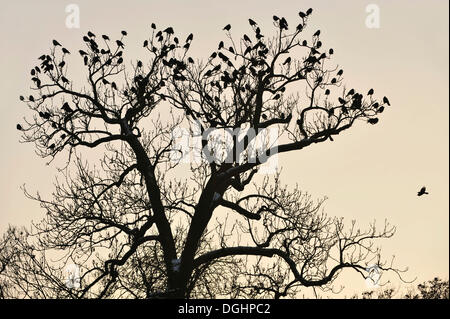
[337,69,343,76]
[116,40,124,48]
[151,23,156,29]
[273,15,279,21]
[329,48,334,55]
[16,124,22,130]
[368,118,379,125]
[325,89,330,95]
[62,48,70,54]
[164,27,174,34]
[143,40,148,47]
[79,50,87,56]
[53,40,61,46]
[188,57,194,64]
[223,24,231,31]
[338,97,346,104]
[313,30,321,37]
[417,186,429,196]
[121,30,128,36]
[88,31,95,37]
[383,96,391,106]
[306,8,313,15]
[283,57,291,65]
[299,11,306,18]
[187,33,194,42]
[347,88,355,96]
[243,34,251,43]
[62,102,73,113]
[218,41,224,50]
[249,19,257,26]
[368,88,374,95]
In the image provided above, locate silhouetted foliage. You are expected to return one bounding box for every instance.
[4,9,400,298]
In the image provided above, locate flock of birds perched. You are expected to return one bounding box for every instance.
[14,11,431,199]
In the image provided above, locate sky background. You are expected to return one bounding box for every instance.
[0,0,448,297]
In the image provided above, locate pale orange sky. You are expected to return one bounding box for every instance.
[0,0,448,297]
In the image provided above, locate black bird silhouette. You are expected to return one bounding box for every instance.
[417,186,429,196]
[218,41,224,49]
[313,30,321,37]
[16,124,22,130]
[243,34,251,43]
[116,40,124,48]
[163,27,174,34]
[52,40,61,46]
[368,88,374,95]
[273,15,279,21]
[137,60,143,68]
[151,23,156,29]
[338,97,346,104]
[87,31,95,38]
[279,18,288,30]
[299,11,306,18]
[337,69,343,76]
[187,33,193,42]
[121,30,128,36]
[347,88,355,96]
[62,48,70,54]
[102,35,110,41]
[283,57,291,65]
[249,19,257,26]
[223,24,231,31]
[329,48,334,55]
[383,96,391,106]
[79,50,87,56]
[188,57,194,64]
[306,8,313,15]
[62,102,73,113]
[261,114,267,120]
[325,89,330,95]
[143,40,148,47]
[367,118,379,125]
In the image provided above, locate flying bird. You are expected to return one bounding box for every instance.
[417,186,429,196]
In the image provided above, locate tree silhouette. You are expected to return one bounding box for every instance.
[3,9,401,298]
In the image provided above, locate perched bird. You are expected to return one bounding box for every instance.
[313,30,321,37]
[53,40,61,46]
[218,41,224,50]
[16,124,23,130]
[186,33,193,42]
[223,24,231,31]
[383,96,391,106]
[337,69,343,76]
[338,97,346,104]
[87,31,95,37]
[306,8,313,15]
[163,27,174,34]
[143,40,148,47]
[273,15,279,21]
[121,30,128,36]
[299,11,306,18]
[151,23,156,29]
[62,102,73,113]
[188,57,194,64]
[417,186,429,196]
[137,60,143,68]
[325,89,330,95]
[62,48,70,54]
[283,57,291,65]
[329,48,334,55]
[368,88,374,95]
[116,40,124,48]
[243,34,251,43]
[347,88,355,96]
[367,117,379,125]
[249,19,257,26]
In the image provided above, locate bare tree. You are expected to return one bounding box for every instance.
[3,9,403,298]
